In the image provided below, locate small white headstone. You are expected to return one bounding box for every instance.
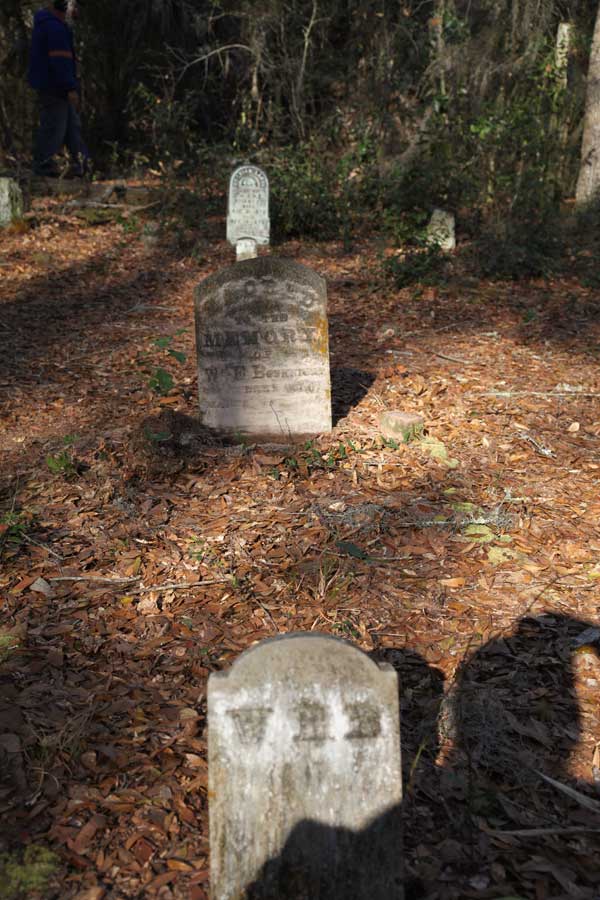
[555,23,572,86]
[227,165,269,260]
[427,208,456,251]
[0,178,24,228]
[208,634,403,899]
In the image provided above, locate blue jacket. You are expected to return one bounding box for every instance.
[28,8,78,97]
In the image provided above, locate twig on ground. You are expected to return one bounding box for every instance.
[136,579,230,593]
[483,826,600,837]
[48,575,139,585]
[432,350,472,365]
[517,431,555,458]
[0,483,19,563]
[22,534,63,560]
[254,599,280,633]
[535,770,600,812]
[127,303,174,313]
[65,200,127,210]
[485,390,600,398]
[47,575,231,592]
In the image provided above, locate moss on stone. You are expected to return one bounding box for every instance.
[0,845,59,899]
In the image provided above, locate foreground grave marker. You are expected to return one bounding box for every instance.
[195,257,332,438]
[227,164,270,260]
[208,633,403,900]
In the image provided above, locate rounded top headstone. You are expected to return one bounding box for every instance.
[212,632,394,688]
[196,256,325,302]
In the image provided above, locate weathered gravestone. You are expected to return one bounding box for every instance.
[208,633,403,900]
[195,257,332,438]
[0,178,24,228]
[426,207,456,251]
[227,165,270,261]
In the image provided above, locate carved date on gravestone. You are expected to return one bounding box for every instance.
[195,258,332,437]
[208,634,403,900]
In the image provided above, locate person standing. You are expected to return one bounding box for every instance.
[28,0,89,177]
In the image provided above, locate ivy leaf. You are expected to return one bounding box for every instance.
[144,429,172,443]
[168,349,187,364]
[464,524,494,543]
[488,546,517,565]
[148,368,174,395]
[336,540,370,560]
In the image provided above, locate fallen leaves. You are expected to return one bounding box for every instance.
[0,183,599,899]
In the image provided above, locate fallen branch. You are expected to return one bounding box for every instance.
[517,431,555,458]
[48,575,138,585]
[432,351,472,365]
[0,484,19,562]
[483,826,600,837]
[485,390,600,399]
[136,579,230,593]
[254,599,280,633]
[47,575,230,592]
[535,770,600,813]
[65,200,126,210]
[22,534,63,561]
[127,303,174,313]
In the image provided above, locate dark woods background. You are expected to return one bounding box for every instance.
[1,1,600,255]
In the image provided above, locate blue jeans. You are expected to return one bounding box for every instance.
[33,92,89,175]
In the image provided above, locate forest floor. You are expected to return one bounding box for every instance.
[1,182,600,900]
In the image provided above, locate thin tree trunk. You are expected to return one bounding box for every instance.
[576,3,600,207]
[0,95,16,156]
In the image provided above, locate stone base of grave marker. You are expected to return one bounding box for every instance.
[208,633,403,900]
[195,258,332,439]
[236,238,257,261]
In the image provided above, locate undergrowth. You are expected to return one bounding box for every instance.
[0,846,59,899]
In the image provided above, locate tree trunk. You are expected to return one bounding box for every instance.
[576,3,600,207]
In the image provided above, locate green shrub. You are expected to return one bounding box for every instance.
[269,145,340,241]
[267,130,379,243]
[383,243,450,288]
[471,219,564,280]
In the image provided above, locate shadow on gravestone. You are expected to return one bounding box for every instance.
[242,646,444,900]
[245,806,404,900]
[208,634,404,900]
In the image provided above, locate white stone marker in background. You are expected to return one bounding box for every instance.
[227,164,270,261]
[0,178,24,228]
[556,23,573,88]
[195,257,332,438]
[208,633,403,900]
[427,208,456,251]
